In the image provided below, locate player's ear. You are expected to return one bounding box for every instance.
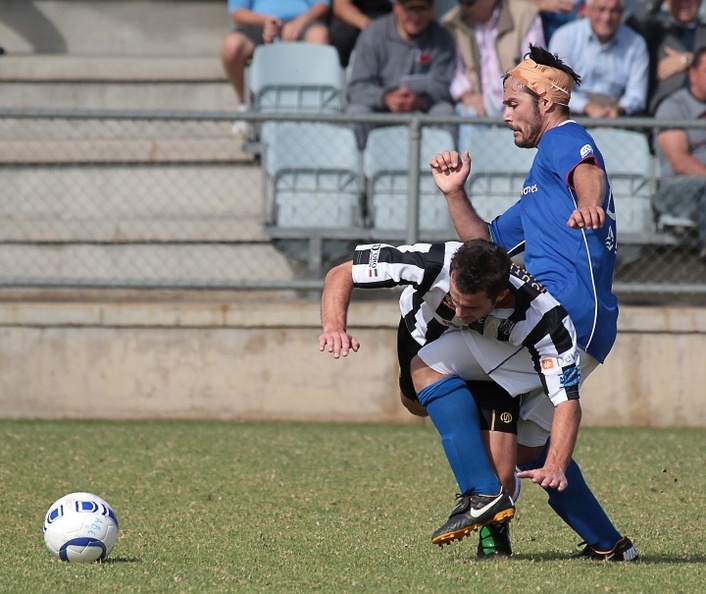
[495,288,510,304]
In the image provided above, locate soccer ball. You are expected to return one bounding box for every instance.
[43,492,119,562]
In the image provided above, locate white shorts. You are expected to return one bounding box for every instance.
[417,328,599,447]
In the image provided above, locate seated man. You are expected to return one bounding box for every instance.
[345,0,456,148]
[549,0,649,118]
[442,0,545,149]
[329,0,393,68]
[221,0,331,134]
[320,238,638,560]
[653,46,706,259]
[626,0,706,114]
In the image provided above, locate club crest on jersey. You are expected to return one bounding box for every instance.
[497,319,515,341]
[580,144,593,158]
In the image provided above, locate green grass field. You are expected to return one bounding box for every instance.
[1,421,703,593]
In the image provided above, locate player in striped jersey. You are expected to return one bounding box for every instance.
[320,239,636,560]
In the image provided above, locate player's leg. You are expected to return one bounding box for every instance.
[471,380,520,558]
[411,333,515,546]
[396,319,429,418]
[517,392,639,561]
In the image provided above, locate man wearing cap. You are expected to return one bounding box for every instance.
[345,0,456,148]
[423,44,638,561]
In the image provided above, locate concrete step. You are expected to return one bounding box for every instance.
[0,1,225,56]
[1,163,264,242]
[0,243,301,286]
[0,77,237,111]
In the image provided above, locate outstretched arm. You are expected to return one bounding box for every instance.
[429,150,491,241]
[319,261,360,358]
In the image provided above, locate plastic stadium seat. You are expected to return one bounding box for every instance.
[248,43,344,114]
[363,125,456,233]
[589,127,659,263]
[261,121,363,266]
[465,127,535,222]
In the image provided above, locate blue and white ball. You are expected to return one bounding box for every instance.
[43,492,119,562]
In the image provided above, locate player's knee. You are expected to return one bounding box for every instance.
[400,393,428,417]
[410,355,441,393]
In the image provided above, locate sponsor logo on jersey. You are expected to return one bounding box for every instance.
[556,353,575,366]
[369,244,381,270]
[510,263,546,293]
[500,412,513,424]
[521,183,538,195]
[541,358,554,370]
[580,143,594,158]
[560,366,581,388]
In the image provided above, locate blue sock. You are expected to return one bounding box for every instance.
[519,444,622,550]
[417,376,501,495]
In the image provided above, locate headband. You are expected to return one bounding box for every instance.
[508,58,574,106]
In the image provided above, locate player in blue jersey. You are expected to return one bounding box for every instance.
[426,45,637,561]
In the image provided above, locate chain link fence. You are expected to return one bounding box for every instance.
[1,109,704,297]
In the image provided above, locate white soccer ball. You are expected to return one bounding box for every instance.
[43,492,119,562]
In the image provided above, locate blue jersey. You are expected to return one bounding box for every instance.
[489,121,618,363]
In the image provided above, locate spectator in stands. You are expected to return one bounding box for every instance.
[346,0,456,149]
[653,46,706,259]
[221,1,331,134]
[442,0,545,149]
[548,0,649,117]
[525,0,586,42]
[329,0,393,68]
[626,0,706,114]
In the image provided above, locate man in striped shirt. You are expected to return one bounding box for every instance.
[320,239,637,560]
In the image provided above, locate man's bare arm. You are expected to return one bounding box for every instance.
[319,261,360,358]
[430,150,491,240]
[567,162,607,230]
[516,399,581,491]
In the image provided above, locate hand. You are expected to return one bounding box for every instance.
[516,465,568,491]
[384,88,419,113]
[429,150,472,195]
[583,103,614,119]
[318,329,360,359]
[461,91,486,116]
[534,0,576,14]
[567,205,605,229]
[281,17,306,42]
[263,18,283,43]
[657,47,690,81]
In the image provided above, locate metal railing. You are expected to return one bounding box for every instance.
[1,108,704,296]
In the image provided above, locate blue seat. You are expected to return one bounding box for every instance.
[263,122,363,228]
[248,43,344,114]
[363,125,456,233]
[589,128,657,237]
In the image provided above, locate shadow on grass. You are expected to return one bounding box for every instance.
[509,552,706,564]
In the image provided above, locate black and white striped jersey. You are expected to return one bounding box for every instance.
[352,241,463,346]
[351,241,581,405]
